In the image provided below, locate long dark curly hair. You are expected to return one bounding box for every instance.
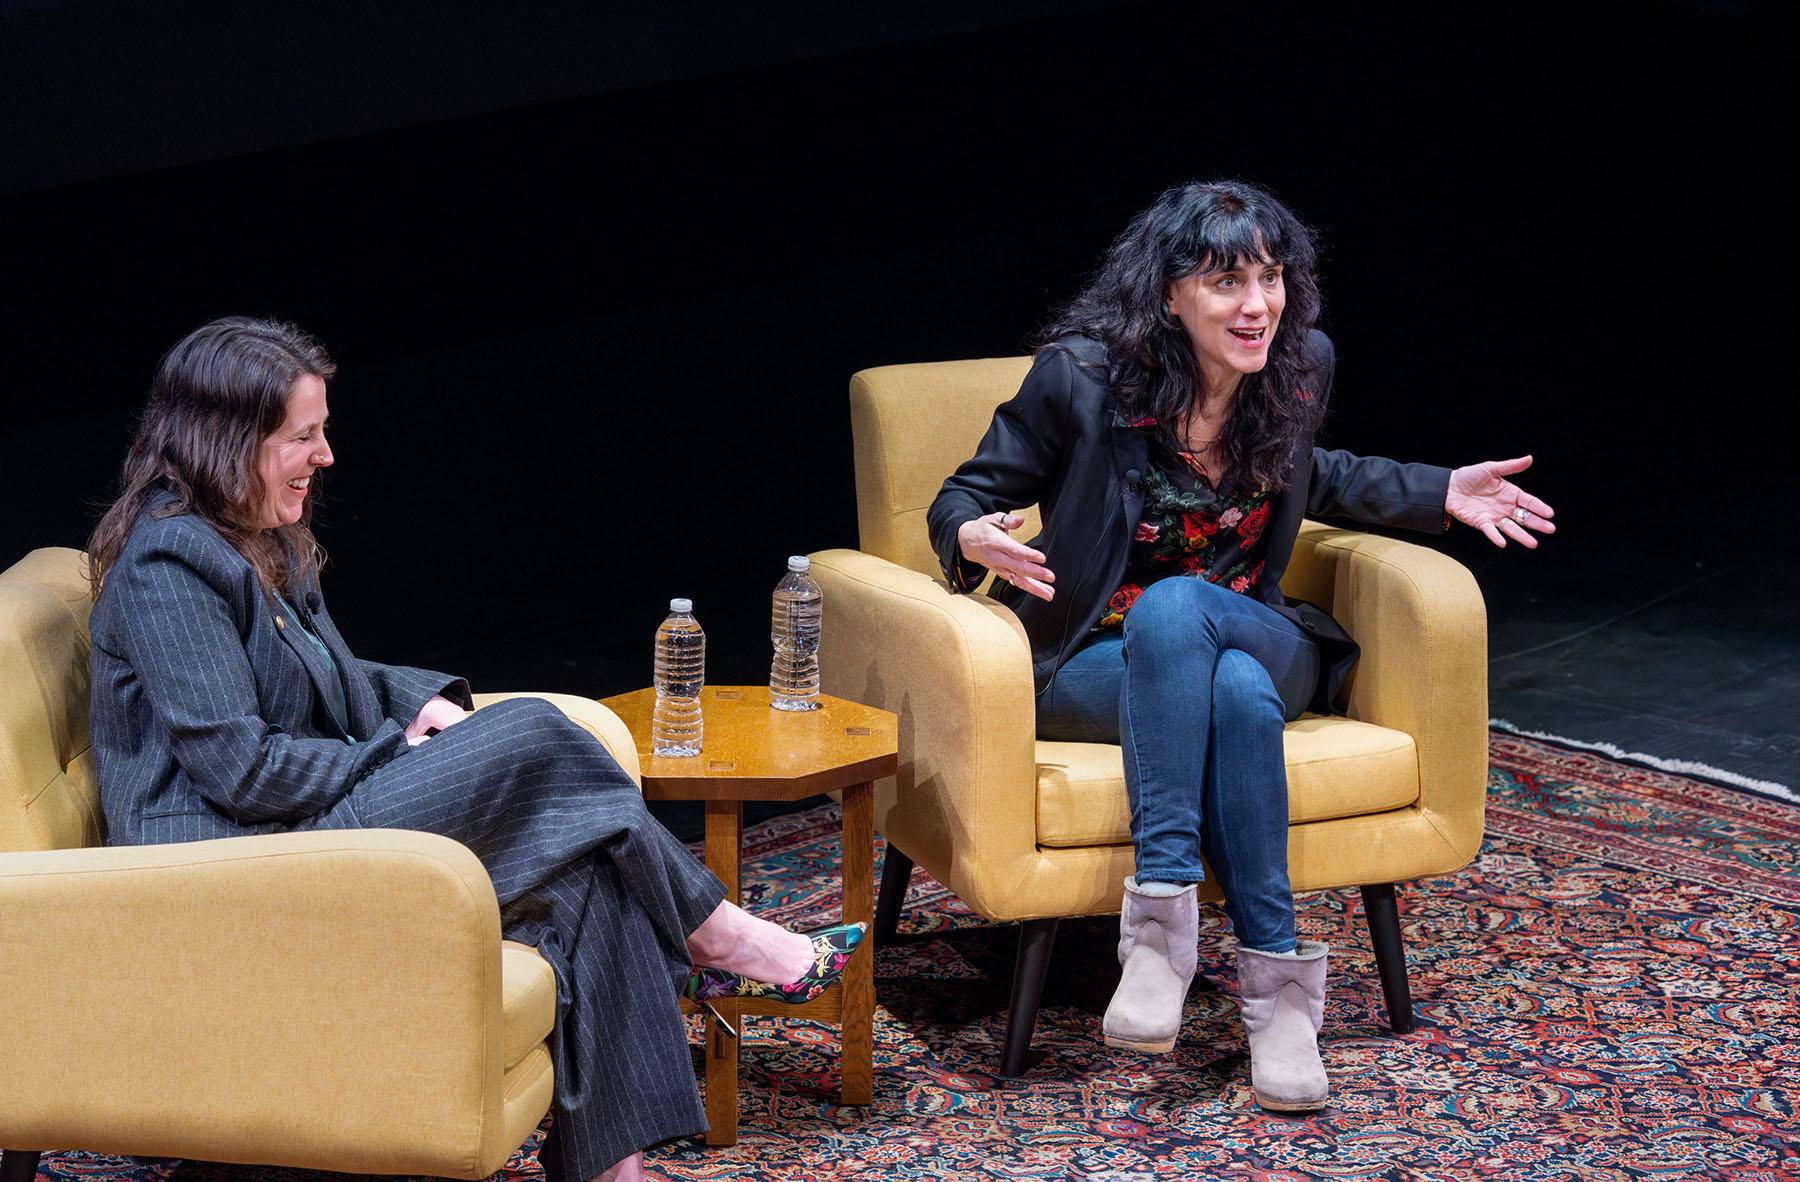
[87,316,335,598]
[1040,179,1326,492]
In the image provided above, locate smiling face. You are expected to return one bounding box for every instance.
[1166,253,1286,395]
[253,373,332,532]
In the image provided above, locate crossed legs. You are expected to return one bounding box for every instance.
[1038,575,1317,940]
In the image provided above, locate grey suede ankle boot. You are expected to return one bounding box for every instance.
[1235,939,1330,1111]
[1101,879,1199,1053]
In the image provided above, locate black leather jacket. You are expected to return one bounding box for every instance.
[927,332,1452,711]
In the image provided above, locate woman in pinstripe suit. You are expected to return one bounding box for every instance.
[85,317,865,1182]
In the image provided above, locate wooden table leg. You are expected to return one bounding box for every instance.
[702,799,743,1147]
[839,781,875,1106]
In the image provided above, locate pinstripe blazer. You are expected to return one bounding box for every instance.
[89,497,469,846]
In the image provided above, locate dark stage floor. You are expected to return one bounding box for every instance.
[1481,538,1798,797]
[1433,493,1797,799]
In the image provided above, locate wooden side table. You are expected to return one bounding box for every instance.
[597,685,897,1147]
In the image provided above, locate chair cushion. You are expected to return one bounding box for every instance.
[1034,716,1420,848]
[1281,715,1421,821]
[501,940,557,1070]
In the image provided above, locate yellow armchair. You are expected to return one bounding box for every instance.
[0,548,636,1179]
[814,357,1488,1075]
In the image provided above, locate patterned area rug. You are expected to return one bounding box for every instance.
[30,734,1800,1182]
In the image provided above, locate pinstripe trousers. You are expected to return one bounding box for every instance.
[341,697,726,1180]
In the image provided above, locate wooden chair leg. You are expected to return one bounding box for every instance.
[875,843,914,944]
[1360,882,1415,1034]
[998,917,1060,1077]
[2,1149,43,1182]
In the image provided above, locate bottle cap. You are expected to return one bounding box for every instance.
[787,555,810,572]
[669,598,692,612]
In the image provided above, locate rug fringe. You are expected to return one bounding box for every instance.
[1490,718,1797,802]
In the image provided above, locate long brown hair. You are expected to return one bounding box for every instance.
[87,316,336,598]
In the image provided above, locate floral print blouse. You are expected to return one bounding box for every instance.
[1098,431,1273,629]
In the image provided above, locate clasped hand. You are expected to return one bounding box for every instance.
[958,511,1057,601]
[406,694,470,745]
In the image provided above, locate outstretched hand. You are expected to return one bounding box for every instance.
[958,511,1057,600]
[1446,455,1557,548]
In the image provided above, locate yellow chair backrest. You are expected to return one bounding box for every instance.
[847,356,1038,580]
[0,547,103,852]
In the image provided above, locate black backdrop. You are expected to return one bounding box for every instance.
[1,0,1776,695]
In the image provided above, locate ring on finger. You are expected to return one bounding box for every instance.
[1514,507,1529,523]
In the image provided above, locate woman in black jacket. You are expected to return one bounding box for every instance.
[929,180,1553,1111]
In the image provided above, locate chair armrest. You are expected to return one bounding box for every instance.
[810,548,1041,916]
[1288,523,1489,862]
[473,690,640,785]
[0,829,512,1173]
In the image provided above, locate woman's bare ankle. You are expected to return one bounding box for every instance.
[685,901,812,982]
[684,900,737,964]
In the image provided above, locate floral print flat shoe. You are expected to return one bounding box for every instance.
[683,921,868,1005]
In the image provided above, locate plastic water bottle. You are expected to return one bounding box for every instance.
[770,555,822,711]
[652,598,705,755]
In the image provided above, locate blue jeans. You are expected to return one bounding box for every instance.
[1036,577,1320,951]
